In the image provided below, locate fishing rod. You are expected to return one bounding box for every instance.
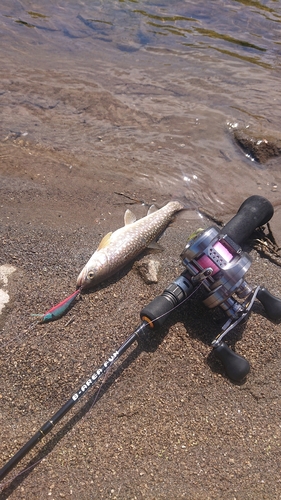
[0,327,142,482]
[1,195,281,482]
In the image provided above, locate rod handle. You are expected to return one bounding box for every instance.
[221,195,274,246]
[213,341,250,381]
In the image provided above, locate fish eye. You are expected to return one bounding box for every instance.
[87,271,95,280]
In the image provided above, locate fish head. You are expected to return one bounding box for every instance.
[76,251,109,290]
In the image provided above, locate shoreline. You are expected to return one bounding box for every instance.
[1,144,281,499]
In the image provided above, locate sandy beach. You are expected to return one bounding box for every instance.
[0,139,281,499]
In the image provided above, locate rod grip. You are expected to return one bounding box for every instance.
[140,277,194,329]
[221,195,273,246]
[140,294,178,329]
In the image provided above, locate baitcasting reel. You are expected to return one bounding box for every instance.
[140,195,281,381]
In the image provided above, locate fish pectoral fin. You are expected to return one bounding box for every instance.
[147,204,158,215]
[147,240,163,250]
[124,209,137,225]
[97,232,113,250]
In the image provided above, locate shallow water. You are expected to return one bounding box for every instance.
[1,0,281,234]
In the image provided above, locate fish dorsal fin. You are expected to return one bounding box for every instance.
[97,232,112,250]
[124,209,137,225]
[147,204,158,215]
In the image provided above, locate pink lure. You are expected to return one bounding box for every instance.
[33,288,81,323]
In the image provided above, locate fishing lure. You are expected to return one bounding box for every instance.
[32,288,81,323]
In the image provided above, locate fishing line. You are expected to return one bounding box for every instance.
[0,457,44,494]
[82,282,203,412]
[1,322,37,353]
[0,289,81,353]
[0,346,127,491]
[0,281,203,487]
[0,359,118,494]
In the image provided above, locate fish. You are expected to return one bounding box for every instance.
[76,200,185,290]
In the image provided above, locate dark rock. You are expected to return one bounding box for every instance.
[234,128,281,163]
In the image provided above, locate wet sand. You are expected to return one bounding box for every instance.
[0,142,281,499]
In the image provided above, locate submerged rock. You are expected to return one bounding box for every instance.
[234,128,281,163]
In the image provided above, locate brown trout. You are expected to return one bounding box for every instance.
[76,201,184,290]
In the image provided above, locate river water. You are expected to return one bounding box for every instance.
[1,0,281,234]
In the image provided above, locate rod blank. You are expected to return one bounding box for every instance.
[0,329,142,481]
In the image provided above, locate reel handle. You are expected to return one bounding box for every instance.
[257,287,281,321]
[221,195,274,246]
[213,341,250,381]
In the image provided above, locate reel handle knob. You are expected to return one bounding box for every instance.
[221,195,274,246]
[213,341,250,381]
[257,287,281,321]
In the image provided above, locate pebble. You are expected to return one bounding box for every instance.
[134,257,161,284]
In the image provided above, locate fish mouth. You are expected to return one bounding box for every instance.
[76,280,90,291]
[76,269,88,290]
